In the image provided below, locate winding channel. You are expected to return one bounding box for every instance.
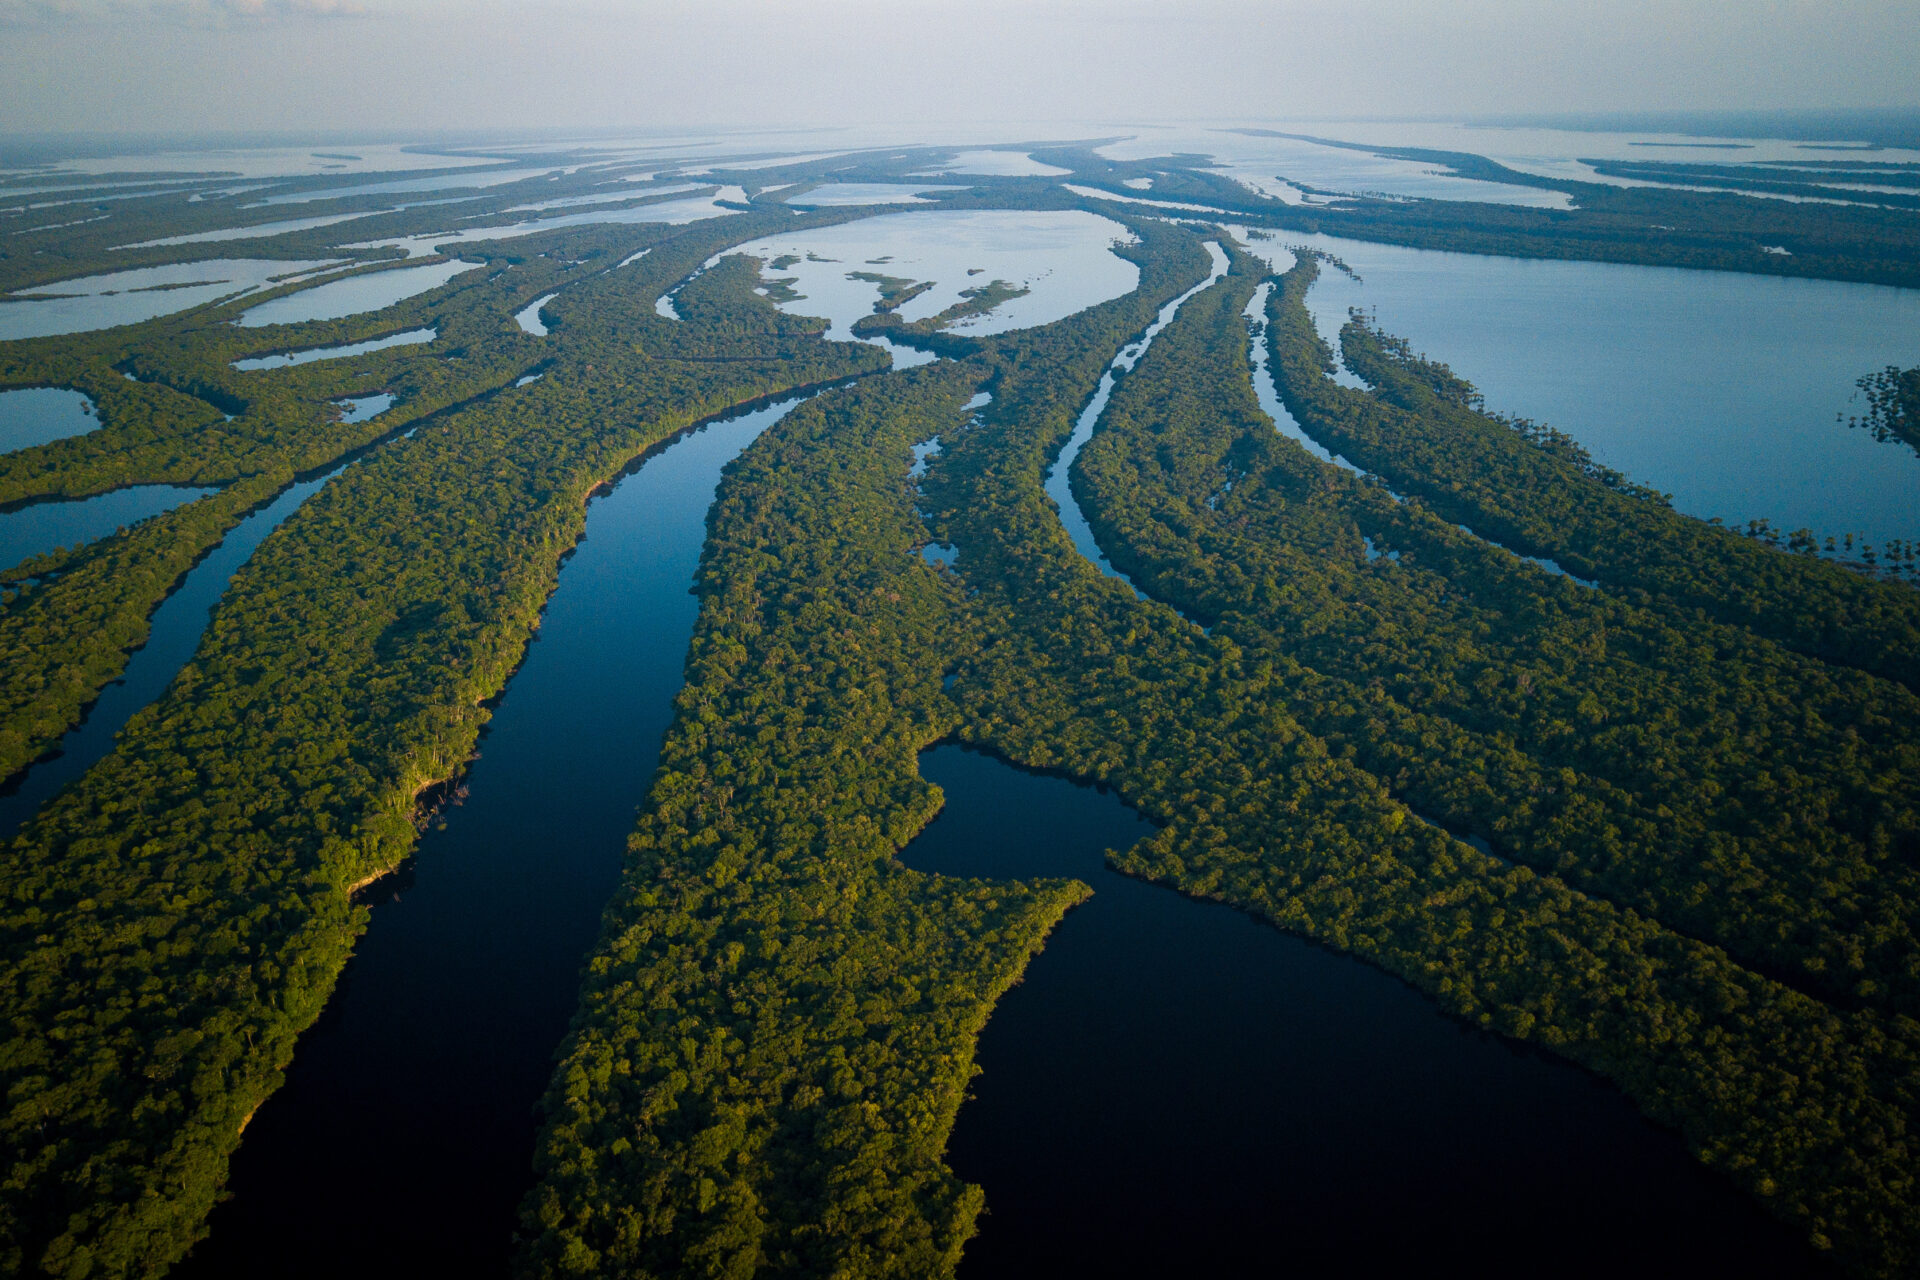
[11,230,1834,1272]
[177,392,819,1279]
[959,251,1823,1274]
[2,396,425,838]
[1044,240,1229,606]
[1243,277,1596,586]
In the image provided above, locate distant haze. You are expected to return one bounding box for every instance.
[1,0,1918,138]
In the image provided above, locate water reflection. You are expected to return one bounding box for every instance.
[232,328,435,371]
[1232,227,1920,548]
[913,150,1072,177]
[514,293,556,335]
[115,208,395,250]
[728,209,1141,339]
[0,471,337,834]
[0,258,338,341]
[780,182,964,206]
[236,259,479,328]
[0,388,99,454]
[178,393,821,1279]
[900,744,1819,1278]
[1,484,214,573]
[1044,240,1229,606]
[331,394,395,424]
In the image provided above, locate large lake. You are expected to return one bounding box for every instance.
[1234,229,1920,549]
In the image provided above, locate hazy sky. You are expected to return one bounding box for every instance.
[2,0,1917,137]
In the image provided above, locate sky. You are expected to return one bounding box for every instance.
[1,0,1917,138]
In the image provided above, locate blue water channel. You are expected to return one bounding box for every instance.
[231,327,435,370]
[177,393,817,1279]
[1008,269,1825,1275]
[56,214,1873,1276]
[1045,240,1230,605]
[0,470,336,837]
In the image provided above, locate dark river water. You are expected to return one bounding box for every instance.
[143,241,1842,1275]
[177,394,809,1279]
[901,744,1823,1279]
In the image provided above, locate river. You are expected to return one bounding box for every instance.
[1006,271,1827,1275]
[9,130,1899,1277]
[900,744,1821,1276]
[0,472,330,837]
[176,393,816,1279]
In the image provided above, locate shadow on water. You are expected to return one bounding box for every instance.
[177,393,814,1280]
[900,743,1825,1279]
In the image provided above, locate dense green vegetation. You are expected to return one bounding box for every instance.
[516,216,1211,1277]
[528,211,1920,1276]
[927,228,1920,1275]
[0,234,581,785]
[4,135,1919,1279]
[0,211,885,1279]
[0,477,271,780]
[1077,250,1920,1018]
[1259,256,1920,692]
[518,362,1086,1278]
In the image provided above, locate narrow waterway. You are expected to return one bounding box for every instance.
[901,744,1823,1277]
[177,392,816,1279]
[0,470,336,837]
[1045,240,1229,604]
[1242,278,1597,587]
[231,327,435,370]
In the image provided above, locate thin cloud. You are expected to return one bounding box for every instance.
[0,0,368,25]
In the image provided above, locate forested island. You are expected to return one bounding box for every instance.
[1850,364,1920,454]
[1,133,1917,1279]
